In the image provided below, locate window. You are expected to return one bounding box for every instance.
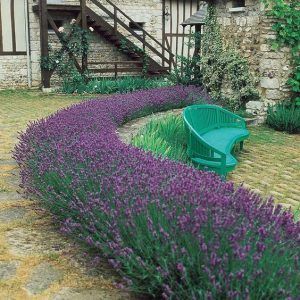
[0,0,27,55]
[129,21,144,36]
[232,0,245,8]
[129,22,144,31]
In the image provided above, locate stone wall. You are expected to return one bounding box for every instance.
[0,56,29,88]
[38,0,164,87]
[29,0,43,87]
[214,0,291,117]
[0,0,164,88]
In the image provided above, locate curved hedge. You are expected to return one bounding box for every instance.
[14,86,299,299]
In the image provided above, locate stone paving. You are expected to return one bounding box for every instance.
[0,90,134,300]
[118,110,300,210]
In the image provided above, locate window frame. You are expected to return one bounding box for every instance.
[0,0,27,56]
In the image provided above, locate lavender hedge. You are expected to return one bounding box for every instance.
[14,86,299,299]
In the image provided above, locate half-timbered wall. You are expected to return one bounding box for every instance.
[0,0,29,87]
[164,0,200,63]
[1,0,205,87]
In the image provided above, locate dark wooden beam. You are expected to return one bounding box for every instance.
[181,0,186,72]
[162,0,165,68]
[80,0,88,73]
[0,3,3,52]
[39,0,50,88]
[89,61,143,65]
[0,51,27,55]
[33,4,81,13]
[47,13,82,73]
[89,67,143,73]
[175,0,179,64]
[11,0,16,52]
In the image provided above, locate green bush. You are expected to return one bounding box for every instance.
[266,102,300,134]
[200,6,259,111]
[61,75,171,94]
[132,114,189,162]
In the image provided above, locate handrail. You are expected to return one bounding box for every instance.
[92,0,173,56]
[86,6,170,65]
[87,0,174,67]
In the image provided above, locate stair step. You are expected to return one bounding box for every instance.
[84,7,171,77]
[103,33,114,38]
[89,67,143,73]
[108,36,119,42]
[89,60,143,65]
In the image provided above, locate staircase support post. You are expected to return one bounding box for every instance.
[39,0,50,88]
[114,7,117,32]
[80,0,88,73]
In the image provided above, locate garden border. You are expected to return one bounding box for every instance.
[14,86,299,299]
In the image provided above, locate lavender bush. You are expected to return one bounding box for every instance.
[14,86,299,299]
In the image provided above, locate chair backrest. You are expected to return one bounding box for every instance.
[184,105,221,134]
[183,105,242,135]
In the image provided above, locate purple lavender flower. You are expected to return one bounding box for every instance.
[13,85,300,299]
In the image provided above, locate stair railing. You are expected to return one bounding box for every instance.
[87,0,175,71]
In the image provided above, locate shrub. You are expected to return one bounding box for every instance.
[61,75,171,94]
[266,101,300,134]
[132,114,188,162]
[14,86,299,299]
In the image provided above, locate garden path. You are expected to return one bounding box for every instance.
[0,90,135,300]
[118,110,300,210]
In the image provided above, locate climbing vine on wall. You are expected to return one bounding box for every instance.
[41,22,92,80]
[263,0,300,104]
[200,5,259,110]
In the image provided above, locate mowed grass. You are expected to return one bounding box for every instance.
[131,114,300,210]
[0,89,97,165]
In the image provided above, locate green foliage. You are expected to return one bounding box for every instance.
[169,32,202,86]
[266,101,300,133]
[41,23,92,84]
[200,5,259,110]
[61,76,171,94]
[234,109,254,118]
[170,55,200,86]
[263,0,300,102]
[132,114,189,162]
[119,39,150,75]
[61,70,90,94]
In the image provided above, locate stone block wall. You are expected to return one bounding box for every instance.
[214,0,291,116]
[29,0,43,87]
[0,56,29,88]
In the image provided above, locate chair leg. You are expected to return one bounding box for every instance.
[240,141,244,151]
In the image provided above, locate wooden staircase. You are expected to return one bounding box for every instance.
[35,0,175,86]
[85,6,171,76]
